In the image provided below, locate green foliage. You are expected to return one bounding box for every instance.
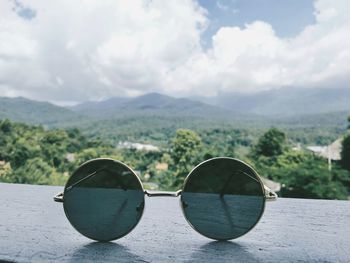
[254,151,349,199]
[0,162,12,181]
[0,119,111,186]
[343,116,350,171]
[0,119,12,133]
[280,165,348,200]
[170,129,202,164]
[169,129,202,187]
[341,135,350,171]
[1,118,349,200]
[7,158,55,185]
[254,128,286,157]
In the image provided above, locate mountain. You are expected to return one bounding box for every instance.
[1,93,348,146]
[72,97,130,112]
[194,87,350,116]
[70,92,241,119]
[0,97,84,126]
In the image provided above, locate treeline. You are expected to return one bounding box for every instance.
[0,118,349,200]
[74,113,345,148]
[252,128,350,199]
[0,119,119,185]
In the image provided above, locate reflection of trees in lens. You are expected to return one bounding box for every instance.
[64,159,144,241]
[181,158,265,240]
[65,188,144,241]
[66,159,142,190]
[183,158,263,196]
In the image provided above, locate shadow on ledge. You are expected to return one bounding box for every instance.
[69,242,147,263]
[186,241,260,263]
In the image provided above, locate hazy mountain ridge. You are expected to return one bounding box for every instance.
[1,88,349,131]
[70,92,235,118]
[197,87,350,116]
[0,97,85,126]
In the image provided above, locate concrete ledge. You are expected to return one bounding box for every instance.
[0,183,349,262]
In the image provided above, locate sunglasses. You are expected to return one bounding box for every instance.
[54,157,277,241]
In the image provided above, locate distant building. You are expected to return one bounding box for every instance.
[117,141,160,152]
[306,138,342,170]
[155,162,168,171]
[306,146,328,155]
[307,139,342,161]
[319,139,342,161]
[65,153,75,162]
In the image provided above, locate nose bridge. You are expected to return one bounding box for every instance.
[144,190,182,197]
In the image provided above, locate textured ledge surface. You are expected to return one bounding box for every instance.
[0,183,349,263]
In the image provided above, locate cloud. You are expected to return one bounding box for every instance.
[170,0,350,96]
[0,0,349,103]
[216,1,229,11]
[0,0,208,101]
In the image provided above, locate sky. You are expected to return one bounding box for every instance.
[0,0,349,104]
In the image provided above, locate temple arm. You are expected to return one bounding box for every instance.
[54,192,64,203]
[220,170,278,201]
[53,167,127,203]
[264,185,278,201]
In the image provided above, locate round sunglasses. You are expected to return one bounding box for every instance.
[54,157,277,241]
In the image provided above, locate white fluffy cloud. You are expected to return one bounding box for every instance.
[0,0,349,103]
[172,0,350,96]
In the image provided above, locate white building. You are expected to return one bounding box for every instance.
[307,139,342,161]
[306,138,342,170]
[117,141,160,152]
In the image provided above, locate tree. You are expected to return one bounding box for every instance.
[9,137,41,169]
[0,119,12,133]
[255,151,349,200]
[169,129,202,187]
[280,165,348,200]
[7,158,54,184]
[0,162,12,182]
[40,130,69,167]
[254,128,286,157]
[341,135,350,171]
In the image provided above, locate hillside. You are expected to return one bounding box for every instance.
[195,87,350,116]
[0,93,348,145]
[70,92,236,119]
[0,97,84,127]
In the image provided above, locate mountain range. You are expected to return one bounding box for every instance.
[70,92,230,118]
[193,87,350,116]
[0,87,349,129]
[70,86,350,117]
[0,97,83,126]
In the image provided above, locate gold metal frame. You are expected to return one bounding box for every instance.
[60,158,146,242]
[179,157,275,241]
[53,157,277,241]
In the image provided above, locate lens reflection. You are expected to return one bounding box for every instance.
[63,159,144,242]
[181,158,265,240]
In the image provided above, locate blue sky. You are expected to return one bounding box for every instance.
[199,0,315,45]
[11,0,37,20]
[0,0,349,103]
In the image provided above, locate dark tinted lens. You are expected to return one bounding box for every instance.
[63,159,144,241]
[181,158,265,240]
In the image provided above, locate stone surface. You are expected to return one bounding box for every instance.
[0,182,349,262]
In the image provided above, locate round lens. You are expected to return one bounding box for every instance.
[63,159,145,242]
[181,157,265,240]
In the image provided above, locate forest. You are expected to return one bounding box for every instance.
[1,117,349,200]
